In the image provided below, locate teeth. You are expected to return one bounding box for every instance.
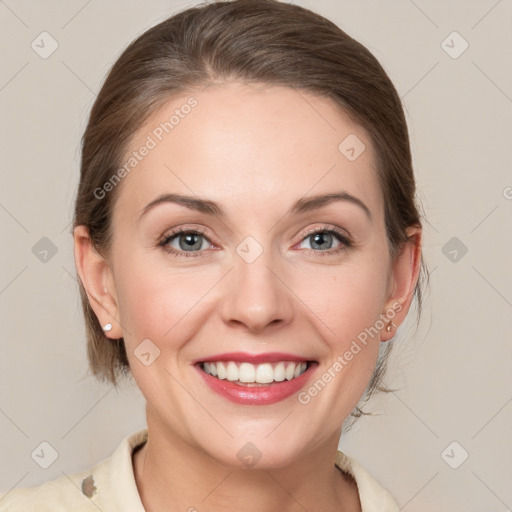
[239,362,255,383]
[255,363,274,384]
[202,361,309,384]
[225,361,237,381]
[274,362,285,382]
[216,362,227,380]
[285,363,295,381]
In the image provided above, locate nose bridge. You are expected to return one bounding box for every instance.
[221,237,293,333]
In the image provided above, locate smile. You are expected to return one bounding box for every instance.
[194,352,317,405]
[201,361,308,386]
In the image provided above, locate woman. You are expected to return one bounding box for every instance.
[1,0,424,510]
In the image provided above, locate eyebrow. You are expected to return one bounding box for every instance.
[138,191,372,221]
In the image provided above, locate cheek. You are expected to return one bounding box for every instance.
[293,256,389,405]
[295,267,387,425]
[114,255,218,347]
[114,264,208,399]
[299,258,390,346]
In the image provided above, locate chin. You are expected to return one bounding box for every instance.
[194,426,310,471]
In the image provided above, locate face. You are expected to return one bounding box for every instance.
[77,81,418,469]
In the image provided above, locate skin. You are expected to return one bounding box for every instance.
[74,81,421,512]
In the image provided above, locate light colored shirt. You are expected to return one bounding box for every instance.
[0,429,398,511]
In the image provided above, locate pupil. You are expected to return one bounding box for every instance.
[312,232,332,250]
[180,233,201,251]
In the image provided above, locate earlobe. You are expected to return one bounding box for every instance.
[73,225,122,338]
[381,226,422,342]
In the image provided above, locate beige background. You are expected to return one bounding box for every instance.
[1,0,511,510]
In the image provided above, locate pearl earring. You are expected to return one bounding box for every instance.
[102,323,112,332]
[386,321,397,333]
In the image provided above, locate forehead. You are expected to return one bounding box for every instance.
[113,82,382,223]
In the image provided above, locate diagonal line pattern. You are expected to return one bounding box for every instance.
[0,408,29,438]
[61,0,94,29]
[163,268,233,337]
[61,265,78,283]
[391,391,439,438]
[472,61,512,104]
[0,62,29,93]
[424,217,439,234]
[471,470,511,509]
[60,264,133,338]
[266,164,337,235]
[265,266,336,334]
[0,202,29,233]
[292,86,336,131]
[61,387,115,440]
[61,61,96,95]
[0,265,29,295]
[265,471,310,512]
[61,471,107,512]
[470,204,499,233]
[0,0,29,28]
[471,265,512,308]
[407,0,439,28]
[399,472,439,510]
[265,410,294,438]
[471,397,512,439]
[60,220,73,234]
[428,264,438,277]
[199,470,233,503]
[163,163,234,236]
[471,0,503,29]
[0,4,508,507]
[402,62,439,99]
[0,472,30,502]
[164,367,233,438]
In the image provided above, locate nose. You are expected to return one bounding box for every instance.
[220,251,294,334]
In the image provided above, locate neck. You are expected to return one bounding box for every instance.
[132,419,361,512]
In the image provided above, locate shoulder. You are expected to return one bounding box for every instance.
[335,450,399,512]
[0,429,148,512]
[0,464,105,512]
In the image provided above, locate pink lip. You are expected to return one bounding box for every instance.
[195,360,318,406]
[193,351,312,364]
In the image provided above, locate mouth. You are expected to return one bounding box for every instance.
[200,360,309,386]
[194,352,317,405]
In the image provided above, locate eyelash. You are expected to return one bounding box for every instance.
[157,225,352,258]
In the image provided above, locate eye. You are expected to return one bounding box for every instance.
[158,225,352,258]
[158,228,213,257]
[296,227,351,255]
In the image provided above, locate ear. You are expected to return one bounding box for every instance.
[381,225,422,341]
[73,225,122,338]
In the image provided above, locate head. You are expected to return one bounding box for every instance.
[73,0,424,467]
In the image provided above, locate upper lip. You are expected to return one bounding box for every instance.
[193,352,315,364]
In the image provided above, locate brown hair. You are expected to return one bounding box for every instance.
[73,0,426,417]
